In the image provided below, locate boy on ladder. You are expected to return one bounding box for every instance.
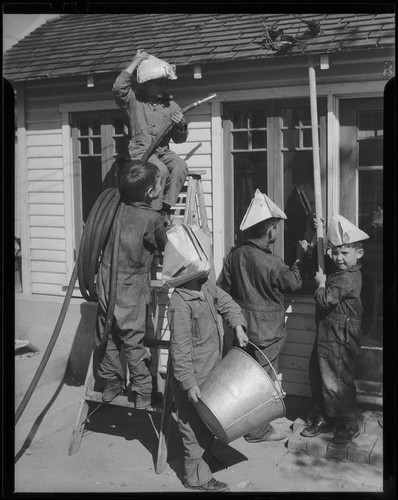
[96,160,167,409]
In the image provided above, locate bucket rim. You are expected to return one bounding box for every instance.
[229,346,285,398]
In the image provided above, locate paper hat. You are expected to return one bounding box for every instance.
[162,223,211,288]
[137,56,177,83]
[240,189,287,231]
[326,214,369,248]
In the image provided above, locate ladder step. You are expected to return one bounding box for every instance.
[85,390,163,413]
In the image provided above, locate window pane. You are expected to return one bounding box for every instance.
[282,108,299,128]
[250,110,266,128]
[79,137,89,155]
[302,128,313,148]
[114,137,127,155]
[358,139,383,166]
[232,111,248,129]
[283,129,299,149]
[92,137,101,154]
[358,169,383,341]
[233,151,267,245]
[114,118,125,135]
[79,121,89,136]
[233,131,248,150]
[251,130,267,149]
[358,110,383,131]
[80,157,103,222]
[300,107,312,126]
[92,120,100,136]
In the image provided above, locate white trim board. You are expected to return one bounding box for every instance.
[214,81,385,103]
[59,100,118,113]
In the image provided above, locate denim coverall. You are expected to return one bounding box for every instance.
[309,263,363,427]
[113,71,188,211]
[217,238,303,439]
[96,201,167,396]
[168,280,246,487]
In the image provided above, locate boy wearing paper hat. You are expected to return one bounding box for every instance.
[163,224,248,492]
[217,190,309,442]
[301,214,369,444]
[113,49,188,226]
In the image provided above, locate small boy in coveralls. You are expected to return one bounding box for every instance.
[164,226,248,492]
[96,160,167,409]
[217,190,308,442]
[113,50,188,223]
[301,214,369,444]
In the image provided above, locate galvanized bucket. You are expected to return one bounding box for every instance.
[194,342,286,443]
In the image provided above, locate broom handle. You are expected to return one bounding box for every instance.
[308,55,325,273]
[141,93,217,162]
[247,341,285,397]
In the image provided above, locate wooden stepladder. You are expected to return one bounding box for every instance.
[68,171,210,474]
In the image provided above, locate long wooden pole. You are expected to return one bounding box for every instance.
[308,55,325,272]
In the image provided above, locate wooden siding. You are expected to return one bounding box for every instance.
[24,89,66,295]
[281,295,316,397]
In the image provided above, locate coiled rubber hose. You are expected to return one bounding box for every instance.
[15,187,121,425]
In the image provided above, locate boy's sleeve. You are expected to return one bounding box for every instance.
[153,218,167,251]
[272,259,303,293]
[112,70,136,110]
[214,285,247,331]
[314,274,353,310]
[143,217,167,251]
[216,254,232,294]
[168,302,197,391]
[170,102,189,144]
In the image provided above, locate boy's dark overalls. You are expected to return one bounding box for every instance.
[96,201,167,398]
[310,263,363,427]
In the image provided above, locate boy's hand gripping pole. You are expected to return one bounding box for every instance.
[141,93,217,162]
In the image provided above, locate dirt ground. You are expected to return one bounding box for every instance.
[12,403,384,495]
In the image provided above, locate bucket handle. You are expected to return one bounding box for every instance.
[246,341,285,397]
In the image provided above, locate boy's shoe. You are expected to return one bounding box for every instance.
[300,416,334,437]
[184,478,229,492]
[331,425,360,444]
[102,378,122,403]
[135,393,152,410]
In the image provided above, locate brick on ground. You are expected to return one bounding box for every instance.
[306,432,334,459]
[369,436,383,468]
[347,433,378,465]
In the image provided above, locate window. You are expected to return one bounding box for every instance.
[72,111,129,250]
[223,99,327,293]
[340,98,383,345]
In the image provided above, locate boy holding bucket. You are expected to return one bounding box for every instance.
[300,215,369,444]
[217,190,309,442]
[163,223,248,492]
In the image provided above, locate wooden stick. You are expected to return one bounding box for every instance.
[308,55,325,272]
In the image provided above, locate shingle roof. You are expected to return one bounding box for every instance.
[3,13,395,82]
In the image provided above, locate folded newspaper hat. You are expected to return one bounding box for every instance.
[326,214,369,248]
[240,189,287,231]
[162,223,211,288]
[137,56,177,83]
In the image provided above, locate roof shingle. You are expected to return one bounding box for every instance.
[3,12,395,82]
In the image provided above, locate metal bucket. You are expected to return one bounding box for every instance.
[194,342,286,443]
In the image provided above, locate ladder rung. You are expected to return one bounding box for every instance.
[85,390,163,413]
[144,339,170,349]
[187,170,206,177]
